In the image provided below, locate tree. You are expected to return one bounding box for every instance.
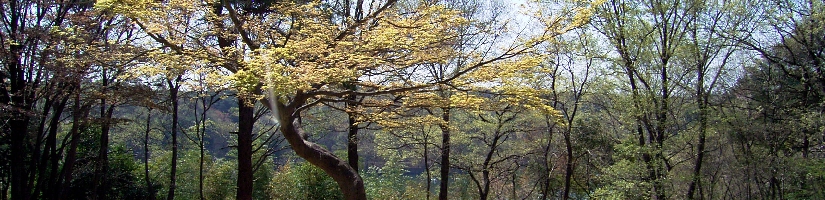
[96,2,567,200]
[451,95,546,200]
[592,0,698,197]
[681,0,742,198]
[1,1,81,198]
[1,1,150,199]
[545,29,598,200]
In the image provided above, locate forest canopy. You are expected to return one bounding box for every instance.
[1,0,824,199]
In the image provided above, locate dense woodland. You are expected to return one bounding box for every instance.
[1,0,824,199]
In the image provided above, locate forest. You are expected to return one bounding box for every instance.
[1,0,824,199]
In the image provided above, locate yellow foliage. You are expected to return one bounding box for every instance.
[95,0,589,128]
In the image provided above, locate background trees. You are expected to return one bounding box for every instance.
[2,0,824,199]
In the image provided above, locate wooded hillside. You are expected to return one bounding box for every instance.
[1,0,823,199]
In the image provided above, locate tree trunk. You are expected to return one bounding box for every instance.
[8,41,33,200]
[97,102,115,199]
[562,128,573,200]
[438,108,452,200]
[43,96,69,199]
[58,91,88,199]
[33,96,54,199]
[236,98,255,200]
[541,118,555,200]
[687,64,707,200]
[346,93,359,171]
[95,69,115,199]
[167,76,181,200]
[275,101,366,200]
[144,109,157,200]
[199,97,207,200]
[424,134,432,200]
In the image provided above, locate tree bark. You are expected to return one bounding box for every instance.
[275,100,366,200]
[438,108,451,200]
[346,92,359,172]
[236,98,255,200]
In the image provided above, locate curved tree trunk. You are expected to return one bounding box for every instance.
[275,100,366,200]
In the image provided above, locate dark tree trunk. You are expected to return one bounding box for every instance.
[41,95,69,199]
[346,92,359,172]
[424,131,432,200]
[344,83,359,171]
[96,101,115,199]
[167,76,181,200]
[562,129,573,200]
[94,67,115,200]
[31,96,52,199]
[347,113,359,172]
[236,98,255,200]
[198,96,207,200]
[144,109,156,200]
[32,96,54,199]
[58,91,88,199]
[8,41,33,200]
[438,108,451,200]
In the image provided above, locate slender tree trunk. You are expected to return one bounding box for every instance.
[562,128,573,200]
[196,84,218,200]
[58,91,87,199]
[0,55,8,200]
[199,131,205,200]
[626,64,659,200]
[145,109,156,200]
[687,64,707,200]
[653,59,670,200]
[199,99,206,200]
[33,96,54,199]
[478,134,499,200]
[541,118,555,200]
[167,76,181,200]
[44,96,69,199]
[95,69,115,199]
[512,164,517,200]
[98,103,115,199]
[424,133,432,200]
[438,108,451,200]
[236,98,255,200]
